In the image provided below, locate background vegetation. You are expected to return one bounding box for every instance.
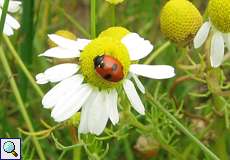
[0,0,229,159]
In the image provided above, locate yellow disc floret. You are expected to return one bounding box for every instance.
[48,30,77,48]
[208,0,230,33]
[160,0,202,43]
[80,37,130,89]
[99,26,130,40]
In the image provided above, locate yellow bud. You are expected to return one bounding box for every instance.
[208,0,230,33]
[160,0,202,44]
[105,0,124,5]
[65,112,81,127]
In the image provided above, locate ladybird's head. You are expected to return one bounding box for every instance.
[93,55,104,68]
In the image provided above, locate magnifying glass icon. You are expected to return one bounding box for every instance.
[3,141,18,157]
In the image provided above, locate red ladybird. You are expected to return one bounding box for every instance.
[93,55,124,82]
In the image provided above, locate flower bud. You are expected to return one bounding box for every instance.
[160,0,202,44]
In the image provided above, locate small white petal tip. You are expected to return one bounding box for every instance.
[36,73,48,84]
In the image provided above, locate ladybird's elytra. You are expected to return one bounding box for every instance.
[93,55,124,82]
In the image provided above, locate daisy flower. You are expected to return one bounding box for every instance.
[36,27,175,135]
[193,0,230,68]
[0,0,21,36]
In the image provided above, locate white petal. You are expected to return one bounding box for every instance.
[78,91,97,134]
[5,14,20,29]
[42,75,83,109]
[8,1,21,13]
[223,33,230,51]
[35,73,49,84]
[3,23,13,36]
[121,33,154,60]
[210,32,225,68]
[87,91,109,135]
[131,73,145,94]
[48,34,90,51]
[48,34,78,49]
[0,0,3,7]
[130,64,175,79]
[123,79,145,115]
[107,89,119,125]
[36,63,79,83]
[51,84,92,122]
[75,39,91,50]
[194,22,211,49]
[39,47,80,58]
[51,84,82,118]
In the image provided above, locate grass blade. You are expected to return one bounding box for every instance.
[19,0,34,99]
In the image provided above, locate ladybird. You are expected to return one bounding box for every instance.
[93,55,124,82]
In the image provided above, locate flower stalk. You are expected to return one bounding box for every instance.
[111,5,116,26]
[91,0,96,38]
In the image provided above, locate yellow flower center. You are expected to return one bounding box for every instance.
[160,0,202,44]
[208,0,230,33]
[80,37,130,89]
[99,26,130,40]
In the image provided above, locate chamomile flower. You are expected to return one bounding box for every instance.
[36,27,175,135]
[0,0,21,36]
[194,0,230,68]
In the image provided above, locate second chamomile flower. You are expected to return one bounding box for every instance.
[36,27,175,135]
[0,0,21,36]
[194,0,230,68]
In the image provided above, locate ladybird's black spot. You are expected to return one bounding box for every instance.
[112,64,118,72]
[104,74,112,80]
[94,55,104,68]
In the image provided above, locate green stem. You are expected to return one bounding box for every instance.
[73,148,81,160]
[111,5,116,26]
[147,93,220,160]
[0,0,9,40]
[57,151,67,160]
[57,7,90,38]
[3,35,44,97]
[19,0,35,100]
[90,0,96,38]
[143,41,171,65]
[124,139,134,160]
[0,46,46,160]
